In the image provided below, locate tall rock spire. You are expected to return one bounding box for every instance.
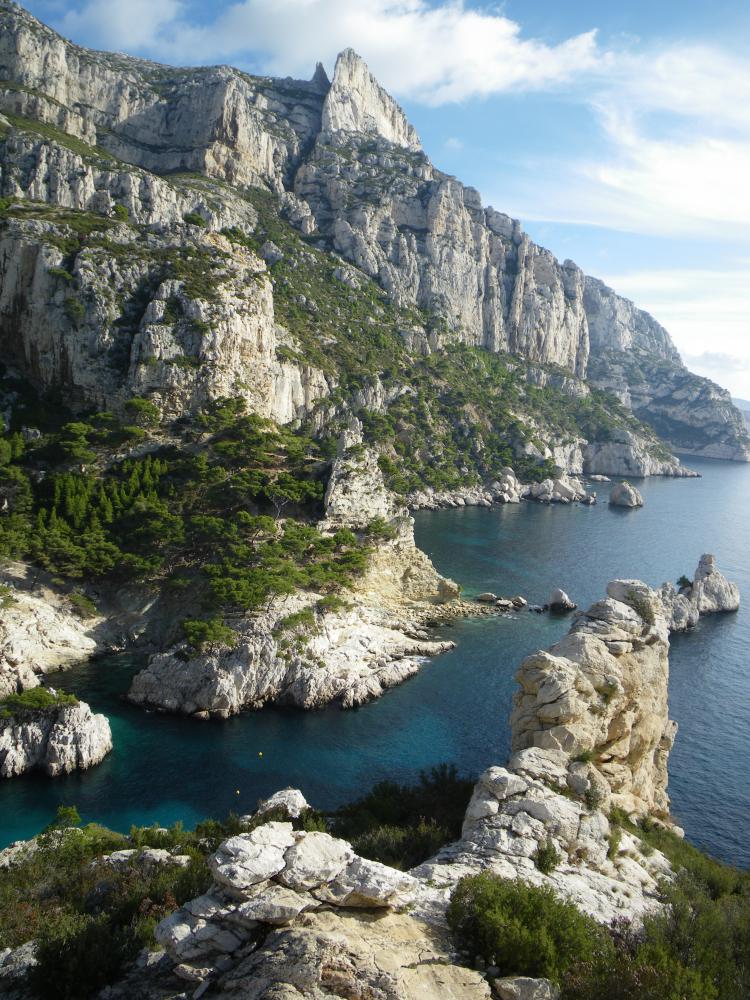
[321,48,421,150]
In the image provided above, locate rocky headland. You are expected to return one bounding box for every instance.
[0,693,112,777]
[128,422,460,717]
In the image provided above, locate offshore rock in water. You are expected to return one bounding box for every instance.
[659,554,739,632]
[0,700,112,778]
[609,480,644,507]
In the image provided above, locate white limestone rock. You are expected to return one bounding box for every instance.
[253,788,310,821]
[609,481,644,507]
[209,824,296,892]
[659,554,739,631]
[493,977,560,1000]
[690,553,740,614]
[0,699,112,778]
[548,589,576,611]
[322,49,421,151]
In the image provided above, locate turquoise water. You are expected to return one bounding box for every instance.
[1,457,748,867]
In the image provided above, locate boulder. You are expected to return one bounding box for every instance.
[476,593,498,604]
[493,977,560,1000]
[253,788,310,821]
[609,481,644,507]
[547,589,576,612]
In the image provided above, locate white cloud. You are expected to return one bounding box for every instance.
[444,136,464,151]
[54,0,600,99]
[59,0,183,51]
[599,267,750,396]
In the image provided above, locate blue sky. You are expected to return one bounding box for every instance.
[21,0,750,396]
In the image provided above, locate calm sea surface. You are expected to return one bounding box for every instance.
[1,457,748,866]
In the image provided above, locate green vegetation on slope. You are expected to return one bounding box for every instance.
[0,767,472,998]
[0,388,369,630]
[0,687,77,718]
[448,815,750,1000]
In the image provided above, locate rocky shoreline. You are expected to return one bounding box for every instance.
[114,577,688,995]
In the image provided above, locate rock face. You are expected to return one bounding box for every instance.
[609,481,644,507]
[322,49,421,151]
[0,0,747,462]
[129,424,458,716]
[0,564,98,698]
[512,580,674,819]
[660,554,739,631]
[0,699,112,777]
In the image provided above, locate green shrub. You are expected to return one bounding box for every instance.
[63,297,85,323]
[182,617,236,652]
[68,591,97,618]
[123,397,160,428]
[331,764,474,869]
[533,837,561,874]
[607,825,622,860]
[112,203,129,221]
[273,607,316,635]
[625,589,656,626]
[48,266,73,283]
[0,687,78,717]
[677,575,692,590]
[316,593,350,614]
[45,805,82,830]
[0,583,17,609]
[30,911,140,1000]
[183,211,207,227]
[447,874,607,982]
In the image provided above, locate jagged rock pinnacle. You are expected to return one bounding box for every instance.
[322,48,422,150]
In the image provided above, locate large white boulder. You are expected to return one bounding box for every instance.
[609,481,644,507]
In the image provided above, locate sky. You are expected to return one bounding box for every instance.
[19,0,750,397]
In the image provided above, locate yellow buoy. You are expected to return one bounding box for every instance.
[258,752,263,757]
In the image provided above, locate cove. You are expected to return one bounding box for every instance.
[1,457,748,868]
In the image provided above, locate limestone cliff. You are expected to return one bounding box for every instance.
[0,0,747,463]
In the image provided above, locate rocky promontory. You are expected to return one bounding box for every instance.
[0,693,112,777]
[128,422,459,717]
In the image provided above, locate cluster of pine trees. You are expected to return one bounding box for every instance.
[0,395,371,622]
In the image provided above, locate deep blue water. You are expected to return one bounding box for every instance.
[1,457,748,867]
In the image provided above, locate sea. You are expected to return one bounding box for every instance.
[1,456,747,867]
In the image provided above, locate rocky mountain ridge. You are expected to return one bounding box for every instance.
[0,0,748,463]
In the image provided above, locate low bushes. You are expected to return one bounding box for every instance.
[330,764,474,870]
[447,874,606,982]
[0,687,77,718]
